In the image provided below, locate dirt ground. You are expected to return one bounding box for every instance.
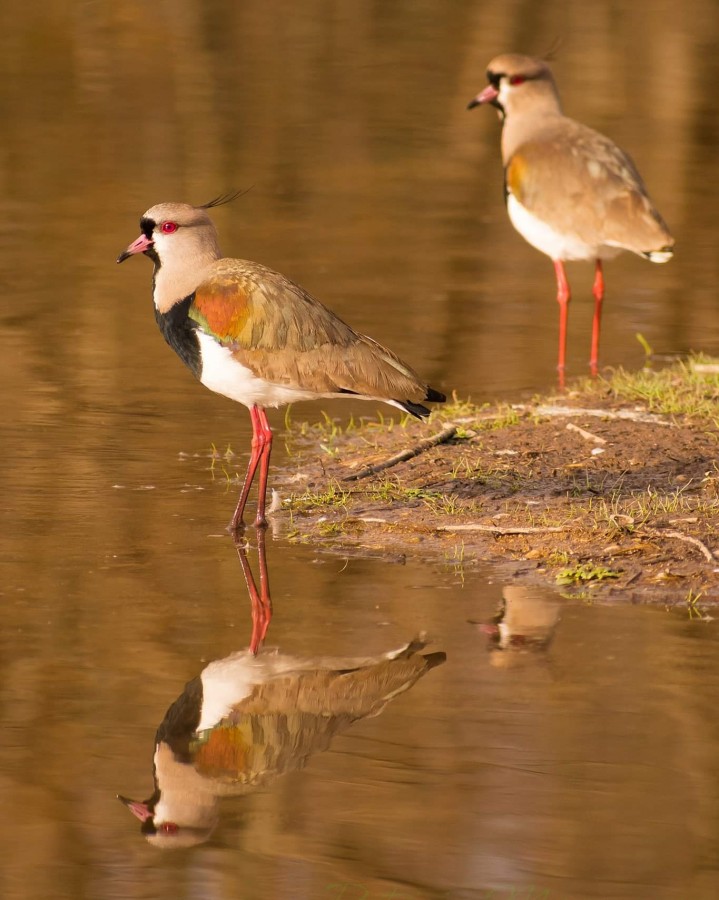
[274,361,719,609]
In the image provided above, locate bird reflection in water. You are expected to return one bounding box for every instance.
[119,534,445,847]
[475,584,561,665]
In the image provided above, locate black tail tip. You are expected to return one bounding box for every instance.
[399,388,445,419]
[423,651,447,670]
[401,401,431,418]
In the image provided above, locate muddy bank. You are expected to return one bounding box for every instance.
[273,358,719,608]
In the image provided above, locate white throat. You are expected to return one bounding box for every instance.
[152,251,218,313]
[151,224,222,313]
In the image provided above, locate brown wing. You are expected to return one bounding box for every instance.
[506,121,673,253]
[190,259,434,401]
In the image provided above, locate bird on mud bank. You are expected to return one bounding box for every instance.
[118,196,444,529]
[468,53,674,382]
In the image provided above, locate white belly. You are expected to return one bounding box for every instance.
[197,331,331,408]
[197,330,408,413]
[506,194,622,262]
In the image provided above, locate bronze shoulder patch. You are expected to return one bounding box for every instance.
[505,152,528,202]
[191,279,252,344]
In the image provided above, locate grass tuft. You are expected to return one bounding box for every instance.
[581,354,719,421]
[556,563,621,585]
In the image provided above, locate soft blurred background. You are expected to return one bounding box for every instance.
[1,2,719,898]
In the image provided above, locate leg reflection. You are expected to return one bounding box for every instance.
[234,527,272,654]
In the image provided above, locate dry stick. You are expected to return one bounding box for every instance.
[437,524,566,535]
[642,527,717,563]
[566,422,607,444]
[343,424,457,482]
[526,405,673,426]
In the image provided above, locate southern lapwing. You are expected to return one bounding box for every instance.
[468,53,674,379]
[118,196,445,529]
[118,637,445,847]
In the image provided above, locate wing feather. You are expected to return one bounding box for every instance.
[189,260,432,401]
[505,121,672,252]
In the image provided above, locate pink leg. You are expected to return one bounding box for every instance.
[234,528,272,655]
[229,405,264,532]
[553,260,571,389]
[253,408,273,528]
[590,259,604,375]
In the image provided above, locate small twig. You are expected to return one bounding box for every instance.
[642,527,717,563]
[692,363,719,374]
[436,524,566,535]
[343,424,457,482]
[524,405,672,426]
[566,422,607,444]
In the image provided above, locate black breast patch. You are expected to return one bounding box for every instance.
[155,295,202,380]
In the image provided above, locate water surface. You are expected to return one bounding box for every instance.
[2,3,719,898]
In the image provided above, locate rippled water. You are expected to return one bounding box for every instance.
[2,3,719,898]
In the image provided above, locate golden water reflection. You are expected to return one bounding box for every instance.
[120,636,444,849]
[2,2,719,897]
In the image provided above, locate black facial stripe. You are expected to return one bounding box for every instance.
[487,70,502,88]
[489,70,536,87]
[140,217,156,239]
[145,246,160,267]
[143,786,161,813]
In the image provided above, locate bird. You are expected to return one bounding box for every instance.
[117,196,445,529]
[467,53,674,379]
[118,637,445,847]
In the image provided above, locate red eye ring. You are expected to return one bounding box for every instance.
[161,221,178,234]
[509,75,526,86]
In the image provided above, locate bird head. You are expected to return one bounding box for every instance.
[467,53,561,120]
[116,194,246,311]
[116,200,224,268]
[118,791,219,849]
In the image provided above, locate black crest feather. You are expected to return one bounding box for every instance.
[542,36,563,62]
[199,188,252,210]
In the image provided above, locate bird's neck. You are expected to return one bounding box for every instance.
[152,245,221,314]
[152,744,221,828]
[501,105,564,163]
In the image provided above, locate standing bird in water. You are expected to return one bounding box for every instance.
[117,197,444,529]
[468,53,674,380]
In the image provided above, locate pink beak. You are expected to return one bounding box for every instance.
[117,233,153,264]
[467,84,499,109]
[118,795,153,822]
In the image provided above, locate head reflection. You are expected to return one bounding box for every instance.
[120,531,445,847]
[477,584,561,665]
